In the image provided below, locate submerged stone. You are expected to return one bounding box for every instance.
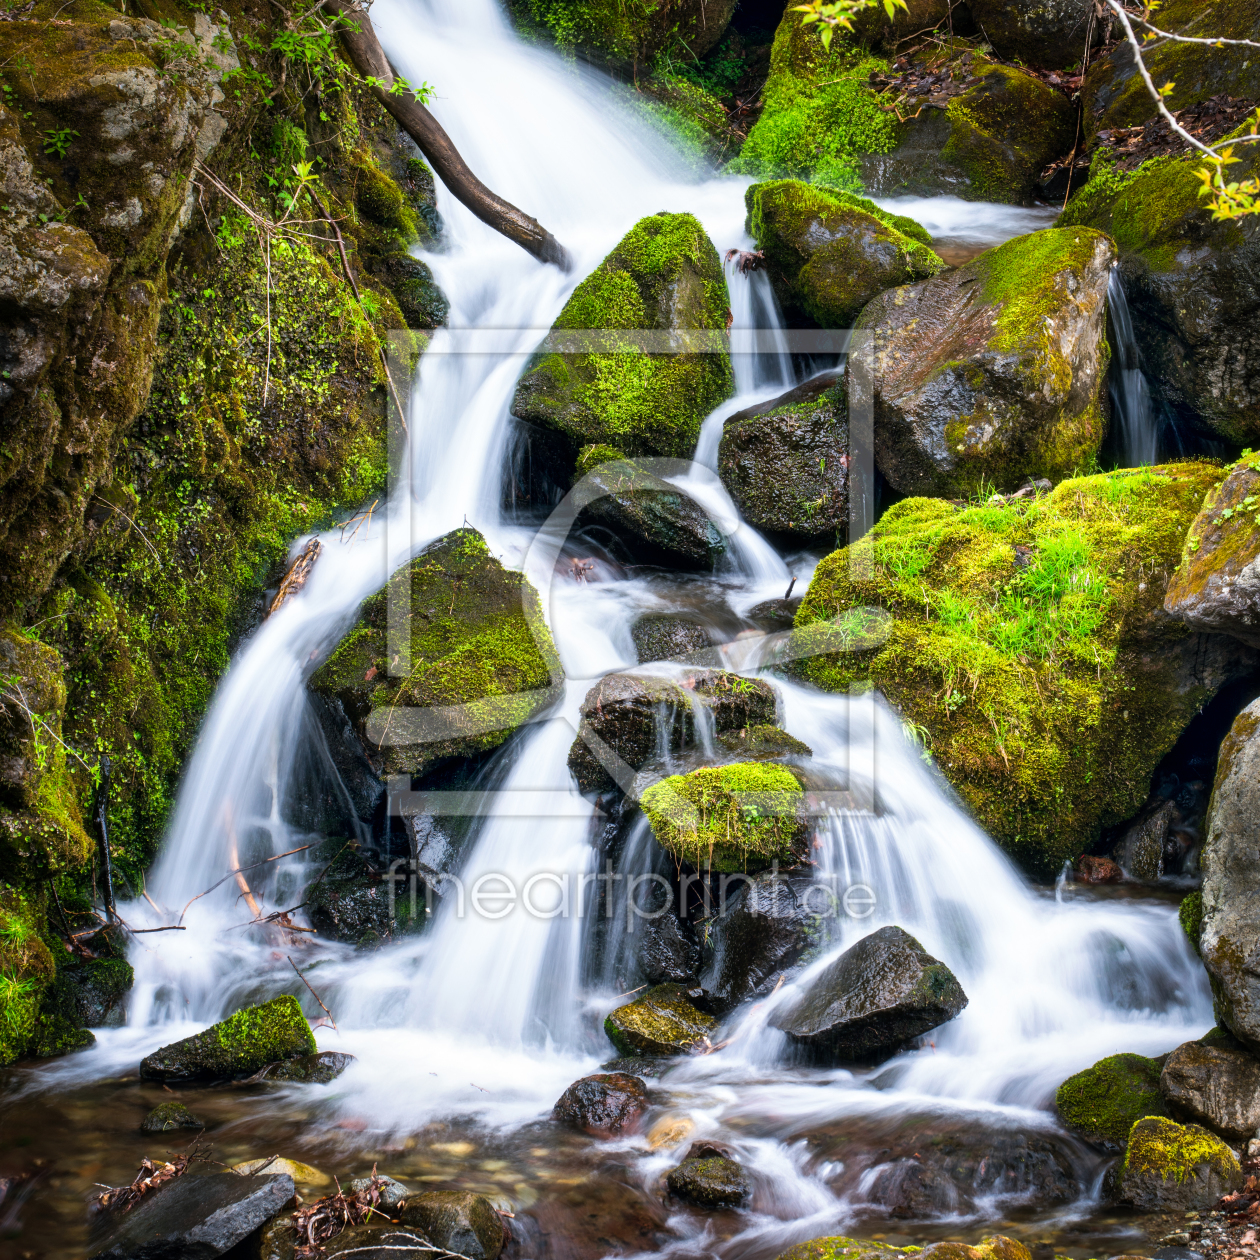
[232,1157,330,1187]
[139,1102,203,1134]
[769,925,967,1060]
[553,1071,649,1136]
[1054,1052,1167,1149]
[399,1190,503,1260]
[139,996,316,1082]
[1116,1115,1241,1210]
[604,983,717,1057]
[252,1050,355,1084]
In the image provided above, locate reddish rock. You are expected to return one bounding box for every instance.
[1075,855,1124,884]
[553,1072,649,1136]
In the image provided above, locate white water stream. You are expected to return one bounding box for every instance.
[18,0,1213,1247]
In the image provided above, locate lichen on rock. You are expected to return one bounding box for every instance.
[1054,1052,1168,1149]
[1116,1115,1242,1210]
[604,981,718,1056]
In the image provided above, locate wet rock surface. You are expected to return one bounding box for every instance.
[1161,1039,1260,1142]
[666,1146,750,1208]
[859,228,1114,497]
[1055,1052,1168,1149]
[638,912,702,985]
[89,1171,295,1260]
[770,926,967,1061]
[306,845,421,947]
[1116,1116,1242,1210]
[631,615,714,664]
[604,983,717,1056]
[139,996,316,1082]
[346,1174,410,1208]
[139,1102,204,1134]
[324,1225,437,1260]
[967,0,1096,70]
[399,1190,504,1260]
[553,1072,650,1136]
[251,1051,355,1084]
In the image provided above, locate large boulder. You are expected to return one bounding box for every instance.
[791,465,1259,877]
[553,1071,649,1136]
[512,213,732,461]
[747,181,942,330]
[860,61,1077,203]
[1058,138,1260,444]
[306,843,422,947]
[769,926,967,1061]
[639,912,703,985]
[89,1172,295,1260]
[1160,1039,1260,1142]
[1054,1052,1168,1149]
[701,871,828,1013]
[310,528,562,779]
[967,0,1097,70]
[639,762,809,873]
[1200,698,1260,1050]
[567,670,777,794]
[399,1191,503,1260]
[139,996,316,1082]
[604,982,717,1056]
[718,373,850,542]
[857,227,1114,498]
[1165,452,1260,647]
[572,447,726,570]
[1115,1115,1242,1210]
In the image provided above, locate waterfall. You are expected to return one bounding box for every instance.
[23,3,1213,1245]
[1107,267,1160,468]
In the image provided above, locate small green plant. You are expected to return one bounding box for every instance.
[0,970,38,1030]
[793,0,908,48]
[42,127,78,159]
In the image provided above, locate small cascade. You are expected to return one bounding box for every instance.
[1107,266,1160,468]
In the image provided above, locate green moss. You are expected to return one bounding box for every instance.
[575,444,626,478]
[1166,450,1260,603]
[603,981,718,1056]
[1180,890,1204,955]
[514,213,733,457]
[625,72,730,172]
[640,761,806,872]
[1122,1114,1240,1184]
[792,463,1223,877]
[729,12,897,190]
[775,1240,906,1260]
[1055,1053,1168,1148]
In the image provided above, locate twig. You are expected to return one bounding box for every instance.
[176,843,315,923]
[288,955,337,1030]
[224,802,262,918]
[92,496,162,560]
[130,926,188,933]
[612,983,647,1001]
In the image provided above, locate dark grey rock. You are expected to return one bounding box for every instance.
[252,1051,355,1084]
[346,1175,411,1210]
[1113,798,1177,880]
[968,0,1097,68]
[89,1172,295,1260]
[553,1072,650,1135]
[702,872,830,1014]
[769,925,968,1060]
[639,913,702,985]
[666,1152,750,1208]
[324,1225,436,1260]
[745,597,802,632]
[307,845,422,947]
[139,1102,203,1134]
[632,615,714,664]
[399,1191,504,1260]
[51,957,133,1028]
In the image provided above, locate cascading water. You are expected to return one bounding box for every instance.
[1107,267,1161,469]
[8,2,1215,1256]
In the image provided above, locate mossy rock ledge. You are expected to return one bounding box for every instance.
[790,463,1258,878]
[746,180,943,329]
[310,529,562,779]
[857,227,1115,498]
[1054,1052,1168,1150]
[1115,1115,1242,1210]
[512,213,733,462]
[604,982,718,1056]
[139,995,317,1082]
[776,1236,1032,1260]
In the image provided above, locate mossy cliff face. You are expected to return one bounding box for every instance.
[790,464,1258,878]
[512,213,732,460]
[729,10,898,192]
[639,761,808,873]
[858,228,1114,498]
[0,0,443,1060]
[1199,697,1260,1051]
[1054,1053,1168,1149]
[1058,135,1260,444]
[1164,450,1260,646]
[746,180,943,329]
[861,59,1075,205]
[1116,1115,1241,1210]
[310,529,562,779]
[1082,0,1260,139]
[507,0,737,76]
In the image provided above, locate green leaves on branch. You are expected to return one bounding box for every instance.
[792,0,908,49]
[363,73,434,105]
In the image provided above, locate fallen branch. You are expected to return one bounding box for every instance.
[321,0,571,270]
[224,804,262,919]
[130,926,188,934]
[288,954,337,1031]
[177,842,315,923]
[268,538,324,618]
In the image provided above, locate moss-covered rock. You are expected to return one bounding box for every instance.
[139,994,317,1082]
[729,9,899,191]
[311,529,562,779]
[640,761,807,872]
[790,464,1258,877]
[604,981,718,1056]
[746,180,943,329]
[1058,132,1260,443]
[46,956,133,1027]
[627,72,733,171]
[140,1101,204,1133]
[774,1239,906,1260]
[1180,889,1204,955]
[718,373,849,541]
[306,843,423,947]
[1116,1115,1242,1209]
[1054,1053,1168,1149]
[858,228,1114,498]
[513,213,732,460]
[666,1152,751,1207]
[398,1190,504,1260]
[507,0,737,75]
[1164,451,1260,646]
[0,884,58,1066]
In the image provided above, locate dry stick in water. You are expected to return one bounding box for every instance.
[288,955,337,1030]
[176,842,316,923]
[224,802,262,919]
